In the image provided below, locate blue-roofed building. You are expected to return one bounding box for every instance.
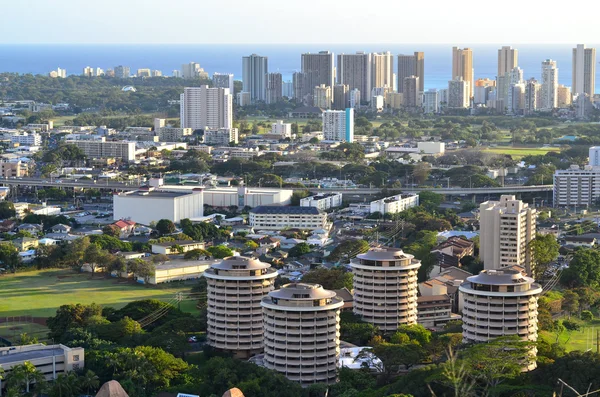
[249,206,328,231]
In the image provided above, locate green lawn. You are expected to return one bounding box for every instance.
[0,269,199,318]
[540,319,600,352]
[482,146,561,160]
[0,322,50,343]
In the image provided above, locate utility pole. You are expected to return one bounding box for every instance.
[176,292,183,311]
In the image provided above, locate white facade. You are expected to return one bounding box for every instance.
[0,344,84,381]
[322,109,354,142]
[541,59,558,110]
[572,44,596,97]
[180,86,233,131]
[447,78,470,108]
[589,146,600,166]
[553,164,600,207]
[479,195,536,274]
[249,206,327,231]
[146,260,217,284]
[10,132,41,146]
[113,188,204,225]
[417,142,445,155]
[423,89,438,114]
[67,139,136,161]
[242,54,268,103]
[203,187,293,208]
[204,128,239,145]
[271,120,292,138]
[349,89,361,109]
[300,193,343,210]
[369,193,419,215]
[157,127,193,141]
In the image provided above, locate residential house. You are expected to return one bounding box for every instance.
[17,223,42,234]
[563,235,596,248]
[0,220,16,232]
[51,224,72,234]
[429,236,474,277]
[151,240,205,255]
[332,288,354,311]
[112,219,136,238]
[12,237,39,252]
[417,295,455,328]
[419,266,473,313]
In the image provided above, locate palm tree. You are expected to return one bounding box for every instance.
[5,361,46,394]
[50,372,79,397]
[3,387,21,397]
[78,370,99,395]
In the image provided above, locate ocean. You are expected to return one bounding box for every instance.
[0,43,596,90]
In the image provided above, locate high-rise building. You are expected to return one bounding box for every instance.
[213,73,235,94]
[152,70,162,77]
[337,52,371,100]
[459,269,542,370]
[181,62,208,79]
[447,78,470,108]
[242,54,268,103]
[479,195,536,275]
[452,47,474,98]
[82,66,94,77]
[498,46,518,77]
[554,164,600,207]
[371,52,394,93]
[524,78,542,114]
[541,59,558,111]
[292,72,309,104]
[266,72,283,104]
[349,89,361,110]
[204,128,239,145]
[237,92,251,107]
[351,247,421,331]
[557,84,572,108]
[301,51,335,91]
[423,89,438,114]
[172,70,182,78]
[205,256,278,358]
[575,93,594,120]
[137,68,151,77]
[332,84,349,110]
[572,44,596,97]
[114,65,130,79]
[397,52,424,93]
[180,86,233,131]
[313,85,332,109]
[589,146,600,167]
[506,67,524,114]
[261,283,343,386]
[438,88,448,111]
[402,76,420,108]
[474,78,496,105]
[282,81,293,98]
[322,109,354,142]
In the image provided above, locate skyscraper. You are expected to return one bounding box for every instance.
[180,86,232,131]
[557,85,572,108]
[371,51,394,91]
[337,52,371,100]
[541,59,558,111]
[447,78,470,109]
[524,78,541,114]
[332,84,349,110]
[322,109,354,142]
[397,52,424,93]
[402,76,420,108]
[242,54,268,103]
[114,65,130,79]
[313,84,332,109]
[423,89,438,114]
[452,47,474,99]
[506,67,524,114]
[572,44,596,97]
[301,51,335,89]
[266,72,283,104]
[498,46,518,77]
[213,73,235,94]
[181,62,208,79]
[292,72,309,104]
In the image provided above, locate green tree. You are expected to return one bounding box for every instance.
[5,361,46,394]
[0,243,21,272]
[183,248,211,260]
[581,310,594,321]
[47,303,103,340]
[529,233,559,278]
[300,267,353,290]
[244,240,259,250]
[156,219,176,236]
[562,290,580,318]
[288,242,311,257]
[18,333,38,345]
[49,372,80,397]
[327,240,369,263]
[78,370,100,396]
[102,224,121,238]
[206,245,234,259]
[561,248,600,288]
[0,201,16,219]
[419,191,444,211]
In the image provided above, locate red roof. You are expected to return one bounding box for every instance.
[113,220,136,229]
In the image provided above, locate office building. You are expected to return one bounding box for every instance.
[300,192,343,210]
[113,187,203,224]
[557,84,572,108]
[352,247,421,331]
[10,132,41,146]
[204,128,239,145]
[249,206,327,231]
[242,54,269,103]
[271,120,292,138]
[0,344,84,381]
[157,127,193,141]
[154,118,166,131]
[114,65,130,79]
[349,89,361,109]
[479,195,536,274]
[402,76,420,108]
[371,52,394,93]
[423,89,438,114]
[314,84,332,109]
[206,256,278,358]
[266,72,283,104]
[172,70,182,78]
[498,46,518,77]
[67,138,136,161]
[460,269,542,369]
[181,62,208,79]
[397,52,424,93]
[213,73,235,94]
[437,88,448,111]
[575,93,594,120]
[333,84,349,110]
[447,78,470,108]
[452,47,474,98]
[262,283,343,386]
[572,44,596,97]
[180,86,233,131]
[301,51,335,90]
[0,161,28,178]
[369,193,419,215]
[541,59,558,110]
[337,52,371,100]
[524,78,541,114]
[322,108,354,142]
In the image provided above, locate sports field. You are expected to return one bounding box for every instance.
[0,269,199,318]
[482,146,561,160]
[539,319,600,352]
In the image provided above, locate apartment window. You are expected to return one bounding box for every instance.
[73,355,80,362]
[73,364,80,370]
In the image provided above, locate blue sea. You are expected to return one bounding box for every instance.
[0,44,596,90]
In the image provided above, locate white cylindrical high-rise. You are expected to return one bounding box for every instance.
[351,247,421,332]
[205,256,278,358]
[261,283,343,386]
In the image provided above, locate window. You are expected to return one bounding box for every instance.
[72,364,80,370]
[73,355,80,362]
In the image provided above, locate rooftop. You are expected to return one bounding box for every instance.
[356,247,414,261]
[268,283,338,300]
[0,347,65,365]
[250,206,322,215]
[152,240,204,247]
[208,256,272,272]
[466,269,535,286]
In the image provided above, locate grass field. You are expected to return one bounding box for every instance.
[482,146,561,160]
[0,269,200,318]
[0,322,50,343]
[540,319,600,352]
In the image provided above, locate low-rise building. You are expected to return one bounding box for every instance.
[10,132,41,146]
[553,165,600,207]
[203,187,292,208]
[67,138,136,161]
[249,206,328,231]
[0,344,84,381]
[271,120,292,138]
[430,236,474,276]
[417,295,453,328]
[157,127,193,141]
[204,128,239,145]
[369,193,419,215]
[0,161,29,178]
[300,192,343,210]
[151,240,205,255]
[141,259,218,284]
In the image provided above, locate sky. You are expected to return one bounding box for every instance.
[1,0,597,44]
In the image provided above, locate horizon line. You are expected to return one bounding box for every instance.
[0,42,597,46]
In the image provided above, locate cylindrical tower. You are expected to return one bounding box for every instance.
[205,256,278,358]
[261,283,343,386]
[351,247,421,332]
